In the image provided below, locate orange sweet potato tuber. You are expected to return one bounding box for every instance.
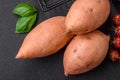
[65,0,110,34]
[63,30,110,76]
[16,16,74,59]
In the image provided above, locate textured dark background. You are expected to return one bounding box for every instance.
[0,0,120,80]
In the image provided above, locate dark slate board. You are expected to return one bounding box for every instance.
[0,0,120,80]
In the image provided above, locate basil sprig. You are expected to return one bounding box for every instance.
[16,13,37,33]
[13,3,37,16]
[13,3,38,33]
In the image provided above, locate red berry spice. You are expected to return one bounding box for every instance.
[113,14,120,25]
[109,50,119,62]
[112,37,120,48]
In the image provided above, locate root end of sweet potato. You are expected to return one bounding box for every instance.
[15,53,23,59]
[66,28,72,34]
[64,71,69,76]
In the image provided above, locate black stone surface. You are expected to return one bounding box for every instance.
[0,0,120,80]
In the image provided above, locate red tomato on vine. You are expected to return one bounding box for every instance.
[112,37,120,48]
[113,14,120,25]
[115,25,120,37]
[109,50,119,62]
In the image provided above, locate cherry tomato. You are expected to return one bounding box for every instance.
[109,50,119,62]
[112,37,120,48]
[113,14,120,25]
[115,25,120,37]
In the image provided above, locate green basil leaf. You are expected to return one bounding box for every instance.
[16,16,32,33]
[13,3,37,16]
[27,13,37,30]
[16,13,37,33]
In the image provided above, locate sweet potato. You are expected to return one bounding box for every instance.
[65,0,110,34]
[63,30,110,76]
[16,16,74,59]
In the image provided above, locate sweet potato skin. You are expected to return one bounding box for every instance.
[63,30,110,76]
[16,16,74,59]
[65,0,110,34]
